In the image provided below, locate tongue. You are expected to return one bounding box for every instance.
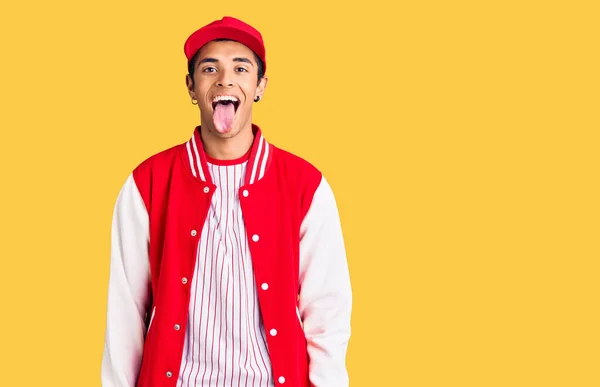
[213,103,235,133]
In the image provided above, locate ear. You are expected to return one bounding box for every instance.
[185,74,195,99]
[255,76,268,100]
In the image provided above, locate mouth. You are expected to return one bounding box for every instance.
[211,94,240,133]
[211,95,240,113]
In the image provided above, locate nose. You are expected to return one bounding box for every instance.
[216,71,233,87]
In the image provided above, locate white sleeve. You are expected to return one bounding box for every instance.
[298,176,353,387]
[101,173,151,387]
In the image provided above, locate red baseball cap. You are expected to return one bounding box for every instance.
[184,16,266,73]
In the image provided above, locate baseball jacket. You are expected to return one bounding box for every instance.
[101,124,352,387]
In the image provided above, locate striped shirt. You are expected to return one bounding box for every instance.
[177,151,273,387]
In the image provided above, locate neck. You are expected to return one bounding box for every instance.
[199,123,254,160]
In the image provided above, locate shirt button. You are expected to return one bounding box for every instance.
[182,277,188,284]
[261,283,269,290]
[270,328,277,336]
[242,189,249,197]
[252,234,259,242]
[191,230,197,236]
[174,324,180,331]
[278,376,286,384]
[203,186,210,193]
[166,371,173,378]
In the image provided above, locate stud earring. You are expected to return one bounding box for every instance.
[191,97,198,105]
[254,96,261,102]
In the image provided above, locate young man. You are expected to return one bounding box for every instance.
[101,16,352,387]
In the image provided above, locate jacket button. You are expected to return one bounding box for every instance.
[261,283,269,290]
[174,324,180,331]
[252,234,259,242]
[270,328,277,336]
[182,277,188,284]
[278,376,286,384]
[166,371,173,378]
[191,230,197,237]
[242,189,249,197]
[203,187,210,193]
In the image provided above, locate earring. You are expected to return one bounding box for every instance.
[191,97,198,105]
[254,96,261,102]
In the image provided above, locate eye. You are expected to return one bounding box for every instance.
[236,67,249,73]
[202,67,217,73]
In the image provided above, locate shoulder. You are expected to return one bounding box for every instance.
[270,144,322,181]
[269,144,327,217]
[132,142,184,182]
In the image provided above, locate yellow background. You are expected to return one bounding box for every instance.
[0,0,598,386]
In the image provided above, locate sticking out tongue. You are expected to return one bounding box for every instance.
[213,102,235,133]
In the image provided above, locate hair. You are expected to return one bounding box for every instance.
[188,38,265,85]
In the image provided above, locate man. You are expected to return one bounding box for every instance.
[101,16,352,387]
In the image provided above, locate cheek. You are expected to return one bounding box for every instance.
[193,78,210,96]
[241,83,258,106]
[198,85,210,97]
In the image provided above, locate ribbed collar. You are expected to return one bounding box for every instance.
[183,124,273,186]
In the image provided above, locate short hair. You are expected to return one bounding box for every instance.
[188,38,265,85]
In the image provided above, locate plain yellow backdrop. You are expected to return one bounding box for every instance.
[0,0,598,386]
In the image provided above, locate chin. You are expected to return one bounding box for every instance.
[215,128,238,138]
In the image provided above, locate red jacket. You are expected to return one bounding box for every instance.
[102,125,352,387]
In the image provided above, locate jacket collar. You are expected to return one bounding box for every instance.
[184,123,273,186]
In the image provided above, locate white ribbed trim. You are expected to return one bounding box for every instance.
[186,141,197,178]
[191,134,206,182]
[249,135,265,184]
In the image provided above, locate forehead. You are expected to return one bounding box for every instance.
[197,40,256,62]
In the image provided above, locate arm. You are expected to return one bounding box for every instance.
[101,173,151,386]
[298,176,353,387]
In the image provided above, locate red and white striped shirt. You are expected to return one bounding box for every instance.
[177,152,273,387]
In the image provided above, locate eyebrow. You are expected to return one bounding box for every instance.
[233,57,254,66]
[198,57,255,67]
